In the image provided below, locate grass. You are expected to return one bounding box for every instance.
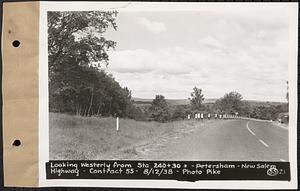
[50,112,203,160]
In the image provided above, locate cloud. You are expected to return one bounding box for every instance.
[107,44,288,102]
[108,48,193,75]
[103,10,290,102]
[137,17,167,34]
[199,36,223,49]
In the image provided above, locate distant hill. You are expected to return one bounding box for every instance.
[132,97,286,107]
[133,97,217,106]
[245,100,286,107]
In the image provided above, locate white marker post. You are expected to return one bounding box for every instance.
[116,117,119,131]
[188,114,190,120]
[200,113,204,120]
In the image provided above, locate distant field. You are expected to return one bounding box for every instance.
[49,112,205,160]
[133,97,216,106]
[133,97,286,107]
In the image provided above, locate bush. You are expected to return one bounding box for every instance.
[149,95,171,122]
[171,105,190,120]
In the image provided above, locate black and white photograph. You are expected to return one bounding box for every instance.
[37,2,299,188]
[47,3,294,163]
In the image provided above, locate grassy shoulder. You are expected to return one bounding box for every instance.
[50,112,214,159]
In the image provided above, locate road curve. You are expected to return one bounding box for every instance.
[163,119,288,161]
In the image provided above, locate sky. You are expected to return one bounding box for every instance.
[104,6,291,102]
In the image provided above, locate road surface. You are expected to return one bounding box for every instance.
[168,119,288,161]
[129,119,288,161]
[104,119,288,161]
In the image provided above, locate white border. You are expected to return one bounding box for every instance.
[39,2,298,189]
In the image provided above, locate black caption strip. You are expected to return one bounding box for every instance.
[46,161,290,181]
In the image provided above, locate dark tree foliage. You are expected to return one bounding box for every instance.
[48,11,118,81]
[239,101,252,117]
[48,11,135,117]
[213,91,288,121]
[149,95,171,122]
[126,104,148,121]
[171,105,190,120]
[189,86,205,111]
[250,104,288,121]
[214,91,244,115]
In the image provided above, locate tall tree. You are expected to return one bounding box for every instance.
[149,95,170,122]
[189,87,205,111]
[214,91,243,114]
[48,11,117,76]
[48,11,136,117]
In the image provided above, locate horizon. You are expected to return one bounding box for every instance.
[132,96,288,104]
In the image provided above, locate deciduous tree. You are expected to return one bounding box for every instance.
[215,91,243,114]
[149,95,170,122]
[48,11,135,117]
[189,87,205,111]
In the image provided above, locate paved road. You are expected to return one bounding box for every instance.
[159,119,288,161]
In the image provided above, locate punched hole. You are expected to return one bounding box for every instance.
[12,139,21,147]
[12,40,20,47]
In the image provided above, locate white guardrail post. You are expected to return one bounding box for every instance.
[116,117,119,131]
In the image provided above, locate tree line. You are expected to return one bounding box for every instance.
[48,11,135,117]
[142,87,288,122]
